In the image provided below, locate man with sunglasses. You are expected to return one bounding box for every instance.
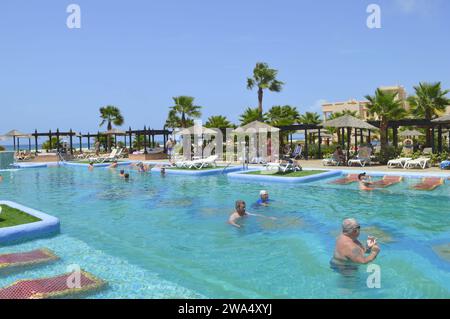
[332,218,380,265]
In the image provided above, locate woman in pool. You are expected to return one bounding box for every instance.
[358,173,378,191]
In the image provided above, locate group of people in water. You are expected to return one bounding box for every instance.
[229,191,380,267]
[87,160,167,180]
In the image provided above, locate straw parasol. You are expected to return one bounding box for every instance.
[398,130,424,137]
[322,115,378,159]
[431,114,450,124]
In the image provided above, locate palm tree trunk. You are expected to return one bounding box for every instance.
[380,119,388,151]
[181,112,186,128]
[107,121,112,151]
[258,88,263,119]
[425,111,432,147]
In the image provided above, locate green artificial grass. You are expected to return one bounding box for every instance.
[244,170,327,177]
[0,205,41,228]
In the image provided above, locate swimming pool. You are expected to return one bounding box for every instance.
[0,166,449,298]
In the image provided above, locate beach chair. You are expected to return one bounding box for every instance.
[264,161,301,173]
[0,249,58,272]
[348,147,372,167]
[188,155,218,169]
[404,157,431,169]
[0,270,106,299]
[322,155,343,166]
[387,157,412,168]
[92,148,121,163]
[290,145,303,160]
[412,177,444,191]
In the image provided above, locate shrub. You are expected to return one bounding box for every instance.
[0,145,5,151]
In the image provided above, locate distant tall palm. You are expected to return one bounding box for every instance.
[266,105,300,127]
[99,105,124,151]
[266,105,300,146]
[299,112,321,124]
[365,89,407,154]
[168,96,202,128]
[205,115,234,128]
[407,82,450,146]
[247,62,284,118]
[239,107,267,125]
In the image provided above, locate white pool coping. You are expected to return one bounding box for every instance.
[227,167,342,183]
[0,200,60,244]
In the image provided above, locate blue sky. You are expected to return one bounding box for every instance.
[1,0,449,134]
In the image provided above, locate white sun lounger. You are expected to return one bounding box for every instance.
[387,157,412,168]
[347,147,372,167]
[404,157,431,169]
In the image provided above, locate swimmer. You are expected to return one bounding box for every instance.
[256,190,271,206]
[228,200,276,228]
[332,218,380,265]
[0,174,3,182]
[124,173,130,180]
[109,160,118,169]
[358,172,375,191]
[119,169,125,177]
[160,167,166,176]
[88,162,94,171]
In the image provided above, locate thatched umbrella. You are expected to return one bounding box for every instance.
[432,114,450,151]
[3,130,31,151]
[233,121,279,161]
[322,115,378,160]
[432,114,450,124]
[398,130,424,137]
[176,125,218,158]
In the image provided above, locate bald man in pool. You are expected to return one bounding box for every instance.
[228,200,276,228]
[332,218,380,265]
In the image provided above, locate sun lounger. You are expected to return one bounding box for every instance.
[412,177,444,191]
[0,249,58,271]
[322,156,343,166]
[329,174,360,185]
[371,176,403,188]
[405,157,431,169]
[0,270,106,299]
[387,157,412,168]
[264,161,301,173]
[348,147,372,167]
[188,155,218,169]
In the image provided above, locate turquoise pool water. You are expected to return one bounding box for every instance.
[0,166,449,298]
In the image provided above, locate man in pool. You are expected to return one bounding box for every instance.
[332,218,380,265]
[160,167,166,176]
[358,172,378,191]
[119,169,125,177]
[0,174,3,182]
[228,200,276,228]
[109,160,118,169]
[124,173,130,180]
[256,190,271,206]
[88,162,94,171]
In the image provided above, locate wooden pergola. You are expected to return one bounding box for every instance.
[31,127,172,155]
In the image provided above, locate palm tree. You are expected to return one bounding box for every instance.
[407,82,450,146]
[168,96,202,128]
[239,107,267,125]
[99,105,124,151]
[205,115,234,128]
[266,105,300,146]
[247,62,284,118]
[266,105,300,127]
[299,112,321,124]
[365,89,407,155]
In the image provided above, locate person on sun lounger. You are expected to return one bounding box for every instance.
[331,218,380,268]
[228,200,276,228]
